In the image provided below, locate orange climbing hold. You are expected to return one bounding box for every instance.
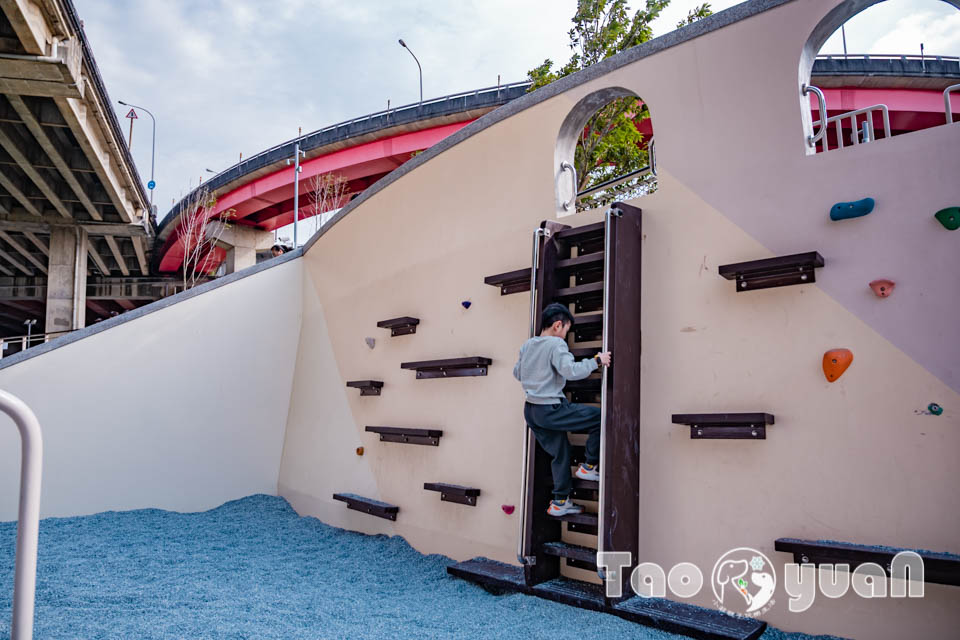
[823,349,853,382]
[356,446,364,456]
[869,279,895,298]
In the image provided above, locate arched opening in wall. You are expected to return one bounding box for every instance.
[799,0,960,154]
[555,87,655,215]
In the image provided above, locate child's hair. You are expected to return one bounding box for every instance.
[541,302,575,329]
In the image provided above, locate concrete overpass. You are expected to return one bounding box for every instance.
[0,0,150,341]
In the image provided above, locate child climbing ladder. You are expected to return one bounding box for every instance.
[513,302,611,516]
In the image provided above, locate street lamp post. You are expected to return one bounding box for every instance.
[398,39,422,106]
[286,143,305,248]
[118,101,156,211]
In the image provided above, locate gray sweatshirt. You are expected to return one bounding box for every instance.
[513,336,598,405]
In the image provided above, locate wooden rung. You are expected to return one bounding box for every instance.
[332,493,398,521]
[366,426,442,446]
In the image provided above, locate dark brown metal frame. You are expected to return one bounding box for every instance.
[423,483,481,506]
[400,357,492,379]
[377,316,420,336]
[365,426,442,446]
[345,380,383,396]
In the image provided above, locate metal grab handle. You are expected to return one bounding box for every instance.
[649,140,657,177]
[518,227,547,564]
[803,84,827,148]
[945,83,960,124]
[560,162,578,211]
[1,390,43,640]
[596,206,620,578]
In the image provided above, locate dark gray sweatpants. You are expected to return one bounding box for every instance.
[524,399,600,499]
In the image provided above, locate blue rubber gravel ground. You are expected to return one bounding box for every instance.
[0,495,841,639]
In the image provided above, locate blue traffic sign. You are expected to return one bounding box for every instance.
[147,180,156,189]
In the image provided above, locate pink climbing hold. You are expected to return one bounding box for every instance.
[869,279,895,298]
[501,504,515,515]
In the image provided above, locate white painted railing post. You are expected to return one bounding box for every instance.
[1,390,43,640]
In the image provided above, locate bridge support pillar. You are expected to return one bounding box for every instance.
[45,226,88,333]
[212,225,274,275]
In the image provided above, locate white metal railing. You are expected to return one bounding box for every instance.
[0,331,71,359]
[1,390,43,640]
[815,53,959,63]
[945,83,960,124]
[813,104,891,151]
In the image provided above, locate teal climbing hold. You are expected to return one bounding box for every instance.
[830,198,875,221]
[928,403,943,416]
[934,207,959,231]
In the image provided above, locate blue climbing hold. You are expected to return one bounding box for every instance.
[461,300,472,309]
[928,403,943,416]
[830,198,875,221]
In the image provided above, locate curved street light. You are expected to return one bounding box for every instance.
[398,39,422,106]
[118,100,156,210]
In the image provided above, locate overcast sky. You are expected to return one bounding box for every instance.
[74,0,959,224]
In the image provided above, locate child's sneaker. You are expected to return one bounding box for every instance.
[547,498,584,517]
[575,463,600,481]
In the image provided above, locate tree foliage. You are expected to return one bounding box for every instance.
[528,1,711,209]
[677,3,713,28]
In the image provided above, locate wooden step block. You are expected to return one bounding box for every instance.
[377,316,420,336]
[423,482,480,506]
[718,252,824,292]
[612,596,767,640]
[484,268,531,295]
[366,426,442,446]
[672,413,774,440]
[542,541,598,571]
[401,357,492,379]
[345,380,383,396]
[332,493,398,521]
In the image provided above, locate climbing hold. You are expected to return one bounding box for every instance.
[461,300,472,309]
[365,337,376,350]
[830,198,874,221]
[822,348,854,382]
[869,279,895,298]
[934,207,960,231]
[928,403,943,416]
[501,504,515,515]
[356,446,364,456]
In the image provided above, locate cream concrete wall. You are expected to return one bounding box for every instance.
[0,259,302,521]
[280,1,959,638]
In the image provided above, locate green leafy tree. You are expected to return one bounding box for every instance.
[677,3,713,28]
[528,0,670,208]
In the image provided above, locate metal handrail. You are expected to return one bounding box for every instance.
[815,53,959,62]
[803,84,828,148]
[945,83,960,124]
[518,226,548,564]
[576,165,652,199]
[596,206,620,578]
[560,162,578,211]
[1,390,43,640]
[813,103,891,151]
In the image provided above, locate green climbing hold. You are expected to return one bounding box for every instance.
[928,403,943,416]
[934,207,960,231]
[830,198,874,221]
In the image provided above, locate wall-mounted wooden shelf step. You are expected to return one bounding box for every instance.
[345,380,383,396]
[571,478,599,501]
[423,482,480,506]
[401,357,492,379]
[555,221,605,254]
[554,281,604,313]
[366,426,442,446]
[573,313,603,342]
[484,268,531,295]
[775,538,960,587]
[554,511,598,535]
[557,252,605,285]
[542,541,598,571]
[719,251,824,292]
[377,316,420,336]
[332,493,398,521]
[672,413,775,439]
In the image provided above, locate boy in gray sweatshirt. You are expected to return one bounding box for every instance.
[513,302,611,516]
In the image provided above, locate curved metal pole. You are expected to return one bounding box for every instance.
[118,101,156,209]
[1,389,43,640]
[945,83,960,124]
[518,227,546,564]
[398,40,423,106]
[596,207,619,578]
[560,162,578,211]
[648,140,657,177]
[803,84,828,148]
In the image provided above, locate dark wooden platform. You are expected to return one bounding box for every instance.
[447,557,768,640]
[400,357,492,379]
[484,268,531,295]
[775,538,960,587]
[718,252,824,292]
[365,426,442,446]
[345,380,383,396]
[376,316,420,336]
[672,413,775,439]
[331,493,398,521]
[423,482,480,506]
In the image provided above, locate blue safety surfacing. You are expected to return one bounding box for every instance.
[0,495,840,639]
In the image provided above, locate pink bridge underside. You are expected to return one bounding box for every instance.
[158,121,473,273]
